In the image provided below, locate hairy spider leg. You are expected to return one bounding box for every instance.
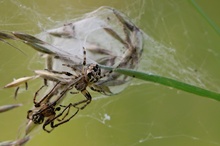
[62,63,82,76]
[83,47,87,66]
[89,85,105,93]
[44,69,75,77]
[81,47,87,77]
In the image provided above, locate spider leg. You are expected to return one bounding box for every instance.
[27,110,33,120]
[89,84,112,95]
[82,47,86,66]
[45,69,74,77]
[52,114,78,128]
[44,103,79,132]
[100,69,113,79]
[43,118,54,133]
[72,89,92,110]
[80,47,87,76]
[80,90,92,109]
[42,106,61,133]
[62,64,82,76]
[90,86,102,92]
[56,104,72,121]
[70,91,79,94]
[36,82,61,106]
[51,104,79,128]
[33,85,46,105]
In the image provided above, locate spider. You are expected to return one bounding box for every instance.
[27,82,79,133]
[35,47,112,110]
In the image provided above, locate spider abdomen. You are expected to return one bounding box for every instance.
[75,78,88,91]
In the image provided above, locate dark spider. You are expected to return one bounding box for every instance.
[27,82,79,133]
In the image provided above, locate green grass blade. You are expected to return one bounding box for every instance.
[100,65,220,102]
[189,0,220,36]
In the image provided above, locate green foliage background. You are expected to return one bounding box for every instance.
[0,0,220,146]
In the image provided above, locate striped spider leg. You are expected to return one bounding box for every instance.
[27,82,79,133]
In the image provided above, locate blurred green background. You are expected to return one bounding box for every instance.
[0,0,220,146]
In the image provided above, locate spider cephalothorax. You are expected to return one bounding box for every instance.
[31,112,44,124]
[85,64,101,83]
[74,63,101,91]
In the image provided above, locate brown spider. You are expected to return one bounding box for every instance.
[35,47,112,110]
[27,82,79,133]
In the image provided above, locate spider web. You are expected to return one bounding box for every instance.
[0,0,220,146]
